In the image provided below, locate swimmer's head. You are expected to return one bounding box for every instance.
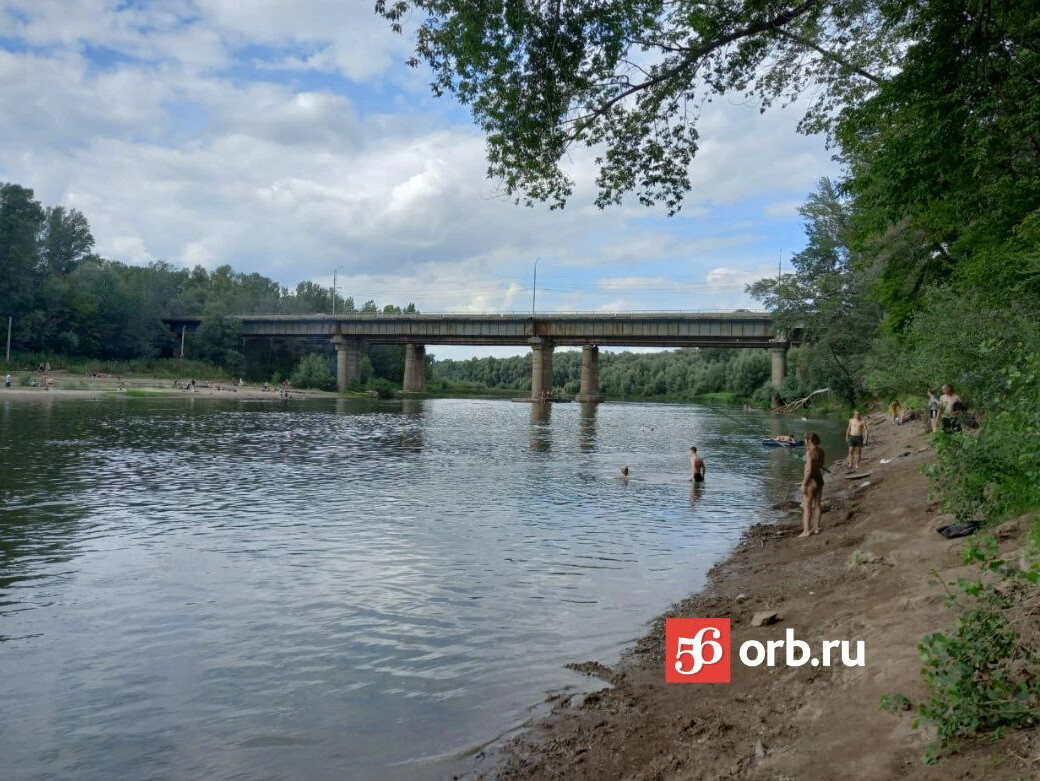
[621,466,629,476]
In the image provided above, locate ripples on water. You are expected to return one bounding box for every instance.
[0,396,842,779]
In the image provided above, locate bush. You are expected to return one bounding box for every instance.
[887,536,1040,763]
[368,377,395,399]
[290,353,333,390]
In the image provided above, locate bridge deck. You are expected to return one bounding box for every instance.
[164,312,789,347]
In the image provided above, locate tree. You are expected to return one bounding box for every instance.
[0,183,45,322]
[378,0,896,213]
[290,353,334,390]
[39,206,94,275]
[837,0,1040,327]
[747,178,880,404]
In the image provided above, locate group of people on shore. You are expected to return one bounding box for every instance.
[887,384,967,433]
[802,383,970,539]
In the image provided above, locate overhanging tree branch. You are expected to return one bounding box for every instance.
[564,0,825,140]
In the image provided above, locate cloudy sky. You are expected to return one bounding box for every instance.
[0,0,837,356]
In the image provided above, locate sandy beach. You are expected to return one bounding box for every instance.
[0,371,343,402]
[480,413,1038,780]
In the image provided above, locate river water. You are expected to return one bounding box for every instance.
[0,397,843,780]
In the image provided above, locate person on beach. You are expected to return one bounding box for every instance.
[927,388,940,432]
[4,373,10,388]
[938,383,971,432]
[888,400,901,424]
[800,432,825,537]
[689,446,706,483]
[845,410,868,469]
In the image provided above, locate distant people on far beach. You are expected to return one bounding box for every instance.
[4,373,10,388]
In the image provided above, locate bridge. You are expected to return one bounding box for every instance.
[163,312,796,401]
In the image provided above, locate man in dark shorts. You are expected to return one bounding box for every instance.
[845,410,868,469]
[689,446,706,482]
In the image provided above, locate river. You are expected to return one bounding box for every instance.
[0,396,844,779]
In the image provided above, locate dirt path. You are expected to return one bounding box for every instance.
[482,414,1038,780]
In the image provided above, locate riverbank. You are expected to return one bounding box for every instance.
[0,371,343,401]
[481,413,1038,779]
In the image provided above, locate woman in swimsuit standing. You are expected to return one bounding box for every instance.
[800,432,825,538]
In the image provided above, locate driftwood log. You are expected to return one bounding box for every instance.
[778,387,831,412]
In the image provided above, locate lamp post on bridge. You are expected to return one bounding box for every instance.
[332,265,346,316]
[531,257,539,316]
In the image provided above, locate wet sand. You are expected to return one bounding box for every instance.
[479,413,1038,779]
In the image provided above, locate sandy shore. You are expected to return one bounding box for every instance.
[0,371,343,402]
[478,413,1038,779]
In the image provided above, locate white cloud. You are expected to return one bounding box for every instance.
[706,266,776,290]
[764,199,803,218]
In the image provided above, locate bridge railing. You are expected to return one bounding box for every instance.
[164,309,771,320]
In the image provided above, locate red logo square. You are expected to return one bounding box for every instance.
[665,618,731,683]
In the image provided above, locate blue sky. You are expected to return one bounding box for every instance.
[0,0,838,355]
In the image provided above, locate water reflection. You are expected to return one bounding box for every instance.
[689,481,705,508]
[529,401,551,452]
[578,402,597,452]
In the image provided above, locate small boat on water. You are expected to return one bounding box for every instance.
[761,437,804,448]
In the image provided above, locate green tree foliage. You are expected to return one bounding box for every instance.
[193,315,245,375]
[0,184,417,381]
[839,1,1040,324]
[290,353,334,391]
[39,206,95,275]
[747,178,881,404]
[0,183,45,323]
[379,0,898,213]
[434,347,774,400]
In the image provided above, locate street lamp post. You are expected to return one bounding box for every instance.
[332,265,346,316]
[531,257,539,316]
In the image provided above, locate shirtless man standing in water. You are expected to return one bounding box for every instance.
[689,446,706,483]
[845,410,868,469]
[800,432,825,537]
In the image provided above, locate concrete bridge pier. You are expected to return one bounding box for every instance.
[403,343,426,393]
[529,338,555,401]
[769,340,788,406]
[332,335,362,392]
[575,345,603,403]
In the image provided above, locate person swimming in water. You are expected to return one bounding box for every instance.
[689,446,706,483]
